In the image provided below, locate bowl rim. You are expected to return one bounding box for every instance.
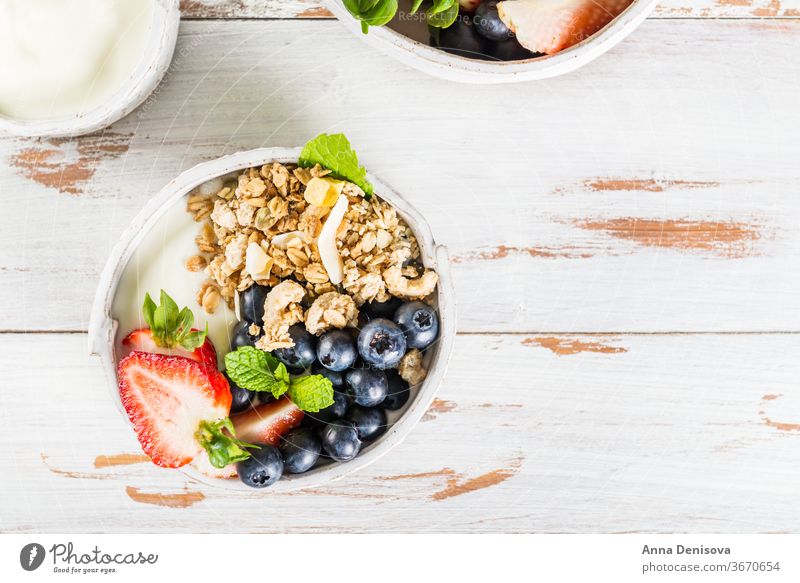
[323,0,660,83]
[0,0,180,138]
[88,146,457,493]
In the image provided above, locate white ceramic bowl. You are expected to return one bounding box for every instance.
[0,0,180,138]
[89,147,456,493]
[325,0,659,83]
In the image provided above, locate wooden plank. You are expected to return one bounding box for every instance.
[2,332,798,533]
[2,20,800,333]
[178,0,800,19]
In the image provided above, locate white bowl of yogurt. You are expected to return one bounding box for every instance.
[0,0,179,138]
[89,147,456,493]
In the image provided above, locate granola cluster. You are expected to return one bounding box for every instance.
[186,161,438,352]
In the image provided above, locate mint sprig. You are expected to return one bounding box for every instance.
[299,133,373,198]
[224,346,334,412]
[342,0,398,34]
[142,290,207,351]
[287,375,334,413]
[195,418,257,469]
[224,346,290,398]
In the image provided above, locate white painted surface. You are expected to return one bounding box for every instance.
[0,10,799,533]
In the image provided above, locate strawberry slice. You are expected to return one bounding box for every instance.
[498,0,633,55]
[233,398,304,446]
[123,328,218,370]
[118,352,244,468]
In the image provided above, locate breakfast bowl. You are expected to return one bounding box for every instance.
[89,141,456,492]
[0,0,180,138]
[325,0,659,83]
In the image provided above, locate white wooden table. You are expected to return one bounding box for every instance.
[2,0,800,533]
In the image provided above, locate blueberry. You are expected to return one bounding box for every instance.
[346,405,387,441]
[320,419,361,462]
[279,427,322,474]
[239,284,269,325]
[225,372,257,414]
[432,16,491,60]
[345,367,388,407]
[230,320,258,350]
[488,38,538,61]
[382,370,410,411]
[473,0,514,41]
[357,318,407,369]
[394,301,439,350]
[317,330,357,372]
[302,389,349,427]
[312,363,345,389]
[363,297,402,320]
[273,325,317,369]
[236,444,284,488]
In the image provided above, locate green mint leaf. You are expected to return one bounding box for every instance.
[427,0,459,28]
[343,0,398,34]
[224,346,290,398]
[287,375,334,413]
[142,293,157,330]
[410,0,424,13]
[299,133,374,198]
[195,418,257,469]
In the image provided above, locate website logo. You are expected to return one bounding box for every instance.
[20,543,46,571]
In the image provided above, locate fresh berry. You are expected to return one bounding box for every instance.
[394,301,439,350]
[117,352,232,468]
[382,370,410,411]
[273,325,317,370]
[230,320,258,350]
[191,450,238,479]
[302,389,349,427]
[226,372,257,414]
[345,367,388,407]
[236,444,284,488]
[497,0,633,55]
[317,330,357,372]
[363,297,402,320]
[320,419,361,462]
[357,319,407,369]
[232,397,304,445]
[312,363,345,389]
[432,16,490,60]
[474,0,514,40]
[279,427,322,474]
[488,37,538,61]
[239,284,269,325]
[459,0,483,10]
[346,405,387,441]
[123,328,218,370]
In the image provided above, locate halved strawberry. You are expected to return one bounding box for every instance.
[233,398,304,446]
[191,450,238,479]
[123,328,217,369]
[498,0,633,55]
[118,352,238,468]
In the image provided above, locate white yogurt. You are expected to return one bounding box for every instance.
[0,0,154,120]
[112,198,238,368]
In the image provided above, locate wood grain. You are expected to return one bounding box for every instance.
[2,20,800,333]
[177,0,800,19]
[2,333,798,533]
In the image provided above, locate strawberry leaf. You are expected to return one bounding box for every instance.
[195,418,257,469]
[141,290,207,350]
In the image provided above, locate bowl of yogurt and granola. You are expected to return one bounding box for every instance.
[89,134,455,491]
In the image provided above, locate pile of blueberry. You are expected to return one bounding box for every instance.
[228,284,440,488]
[431,1,540,62]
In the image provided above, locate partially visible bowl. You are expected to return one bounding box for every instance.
[0,0,180,138]
[89,147,456,493]
[325,0,659,83]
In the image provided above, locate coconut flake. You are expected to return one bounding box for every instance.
[270,230,308,250]
[318,195,348,285]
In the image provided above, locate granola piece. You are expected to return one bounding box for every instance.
[298,204,328,241]
[398,349,427,386]
[210,199,238,230]
[384,266,438,300]
[255,281,306,351]
[305,292,358,335]
[236,202,256,227]
[185,255,207,272]
[196,281,222,314]
[224,233,248,271]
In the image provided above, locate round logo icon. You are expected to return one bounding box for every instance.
[20,543,46,571]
